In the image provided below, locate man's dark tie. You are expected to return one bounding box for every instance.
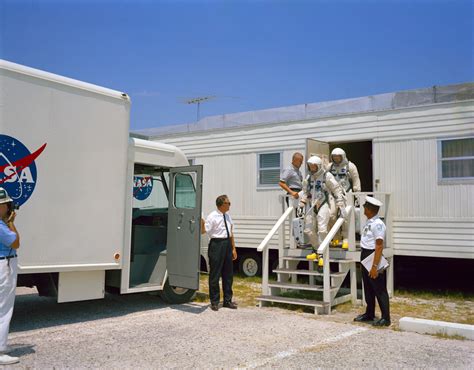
[223,214,230,239]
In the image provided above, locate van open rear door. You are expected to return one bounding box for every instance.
[167,165,203,290]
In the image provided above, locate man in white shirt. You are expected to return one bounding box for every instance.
[354,196,391,327]
[201,195,237,311]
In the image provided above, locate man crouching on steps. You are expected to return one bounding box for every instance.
[201,195,238,311]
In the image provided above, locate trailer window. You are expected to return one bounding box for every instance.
[174,173,196,208]
[257,152,282,188]
[438,137,474,182]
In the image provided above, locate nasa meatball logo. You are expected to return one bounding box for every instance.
[133,176,153,201]
[0,135,47,207]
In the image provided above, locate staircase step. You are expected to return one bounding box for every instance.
[268,281,338,292]
[281,256,355,263]
[257,295,328,308]
[329,259,354,263]
[281,256,310,261]
[273,268,346,278]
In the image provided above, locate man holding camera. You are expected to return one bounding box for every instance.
[0,188,20,365]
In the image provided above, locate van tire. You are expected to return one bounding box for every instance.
[239,252,262,277]
[159,279,196,304]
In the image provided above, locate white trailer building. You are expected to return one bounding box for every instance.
[134,83,474,278]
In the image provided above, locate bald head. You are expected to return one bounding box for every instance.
[292,152,303,168]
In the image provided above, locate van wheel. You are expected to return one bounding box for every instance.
[159,279,196,304]
[239,253,262,277]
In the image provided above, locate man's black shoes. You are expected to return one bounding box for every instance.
[373,318,391,327]
[223,302,238,309]
[210,302,237,310]
[354,313,374,322]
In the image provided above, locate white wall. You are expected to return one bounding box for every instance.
[156,100,474,258]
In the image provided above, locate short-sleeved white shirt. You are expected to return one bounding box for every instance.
[204,210,234,239]
[360,216,386,250]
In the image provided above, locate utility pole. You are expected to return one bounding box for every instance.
[184,96,215,121]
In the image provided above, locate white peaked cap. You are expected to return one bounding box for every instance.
[364,196,383,207]
[0,188,13,205]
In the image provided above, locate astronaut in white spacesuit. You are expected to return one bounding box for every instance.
[327,148,361,247]
[298,156,346,260]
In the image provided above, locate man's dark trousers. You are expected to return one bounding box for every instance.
[208,238,233,305]
[361,248,390,320]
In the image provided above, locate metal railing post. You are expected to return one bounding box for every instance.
[258,206,294,299]
[348,193,358,304]
[262,245,269,296]
[323,245,330,313]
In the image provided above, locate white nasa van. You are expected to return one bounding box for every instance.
[0,59,203,303]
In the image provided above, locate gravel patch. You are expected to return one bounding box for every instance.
[5,289,474,368]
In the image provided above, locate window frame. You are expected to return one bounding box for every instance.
[256,151,283,189]
[437,136,474,184]
[173,172,197,209]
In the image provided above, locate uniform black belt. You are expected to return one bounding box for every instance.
[0,255,17,260]
[210,238,230,241]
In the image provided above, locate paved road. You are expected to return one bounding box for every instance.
[6,289,474,368]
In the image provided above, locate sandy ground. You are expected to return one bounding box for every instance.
[4,288,474,369]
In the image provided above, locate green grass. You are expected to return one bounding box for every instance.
[395,289,474,302]
[194,273,474,326]
[195,273,262,307]
[432,333,467,341]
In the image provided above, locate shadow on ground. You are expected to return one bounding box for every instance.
[10,291,182,334]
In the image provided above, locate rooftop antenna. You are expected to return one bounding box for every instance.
[184,96,216,121]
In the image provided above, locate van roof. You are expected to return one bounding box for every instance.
[0,59,130,102]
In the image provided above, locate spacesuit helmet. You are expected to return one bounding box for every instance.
[331,148,347,166]
[307,156,324,176]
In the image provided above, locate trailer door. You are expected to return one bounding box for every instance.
[306,138,330,169]
[167,165,203,290]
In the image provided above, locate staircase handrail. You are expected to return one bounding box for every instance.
[316,204,353,310]
[316,205,353,255]
[257,206,294,253]
[258,205,294,297]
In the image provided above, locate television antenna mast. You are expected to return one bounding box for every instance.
[184,96,216,121]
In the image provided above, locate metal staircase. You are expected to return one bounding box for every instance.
[256,192,393,314]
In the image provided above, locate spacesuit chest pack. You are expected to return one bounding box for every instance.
[330,164,352,192]
[307,173,329,212]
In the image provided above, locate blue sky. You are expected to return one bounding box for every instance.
[1,0,472,130]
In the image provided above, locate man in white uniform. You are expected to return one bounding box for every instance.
[299,156,346,260]
[354,196,391,327]
[327,148,361,247]
[0,188,20,365]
